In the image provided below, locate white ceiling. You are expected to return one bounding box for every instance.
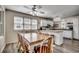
[4,5,79,18]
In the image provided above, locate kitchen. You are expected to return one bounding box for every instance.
[39,16,73,45]
[0,5,79,53]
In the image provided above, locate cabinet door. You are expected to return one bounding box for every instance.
[63,31,72,38]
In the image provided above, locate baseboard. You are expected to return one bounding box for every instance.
[73,38,79,41]
[63,37,79,41]
[63,37,72,40]
[6,41,18,45]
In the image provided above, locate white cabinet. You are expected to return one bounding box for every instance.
[63,30,72,38]
[40,20,53,26]
[41,30,63,45]
[63,16,79,40]
[54,32,63,45]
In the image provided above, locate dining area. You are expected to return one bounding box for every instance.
[17,32,53,53]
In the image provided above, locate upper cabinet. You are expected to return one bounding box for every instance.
[63,16,79,39]
[53,16,61,21]
[40,19,53,26]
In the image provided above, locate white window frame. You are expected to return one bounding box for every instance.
[14,16,23,30]
[14,16,38,30]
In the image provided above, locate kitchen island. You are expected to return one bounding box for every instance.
[39,30,64,45]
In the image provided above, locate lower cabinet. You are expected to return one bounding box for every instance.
[63,30,72,39]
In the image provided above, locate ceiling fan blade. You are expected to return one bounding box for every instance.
[24,6,32,10]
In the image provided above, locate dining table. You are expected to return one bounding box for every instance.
[19,32,53,53]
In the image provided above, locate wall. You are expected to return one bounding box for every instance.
[5,10,47,44]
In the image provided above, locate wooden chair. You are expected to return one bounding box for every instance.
[33,37,53,53]
[17,33,30,53]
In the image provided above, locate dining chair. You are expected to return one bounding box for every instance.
[17,33,30,53]
[33,37,53,53]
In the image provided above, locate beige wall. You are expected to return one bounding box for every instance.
[5,10,42,44]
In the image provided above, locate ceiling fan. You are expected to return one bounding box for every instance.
[24,5,45,16]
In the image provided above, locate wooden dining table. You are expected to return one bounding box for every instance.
[18,32,53,53]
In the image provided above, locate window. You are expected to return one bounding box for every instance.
[31,19,37,30]
[14,16,38,30]
[24,18,31,30]
[14,16,23,30]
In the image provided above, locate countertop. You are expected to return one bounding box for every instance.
[39,30,64,33]
[40,29,73,31]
